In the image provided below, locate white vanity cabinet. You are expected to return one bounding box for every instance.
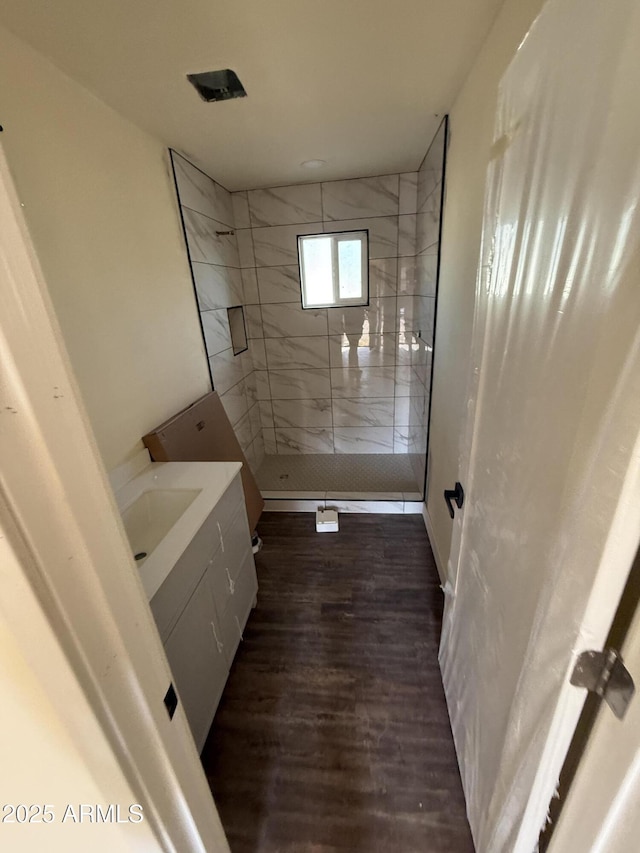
[150,471,258,751]
[163,571,228,750]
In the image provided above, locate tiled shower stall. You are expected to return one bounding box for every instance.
[171,117,446,503]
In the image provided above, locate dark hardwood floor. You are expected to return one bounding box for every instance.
[201,513,474,853]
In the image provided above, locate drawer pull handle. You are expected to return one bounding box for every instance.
[210,621,223,654]
[226,568,235,594]
[216,521,225,552]
[235,615,244,641]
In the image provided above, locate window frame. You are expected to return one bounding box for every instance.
[297,229,369,310]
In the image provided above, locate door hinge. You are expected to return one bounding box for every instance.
[570,648,635,720]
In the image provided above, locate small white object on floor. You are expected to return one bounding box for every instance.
[316,507,339,532]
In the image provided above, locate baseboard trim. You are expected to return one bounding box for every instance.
[423,506,447,585]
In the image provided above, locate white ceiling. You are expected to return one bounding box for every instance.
[0,0,504,190]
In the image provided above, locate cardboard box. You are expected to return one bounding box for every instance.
[143,392,264,532]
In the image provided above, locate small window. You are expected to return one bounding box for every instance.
[298,230,369,309]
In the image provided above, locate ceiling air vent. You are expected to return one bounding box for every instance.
[187,69,247,102]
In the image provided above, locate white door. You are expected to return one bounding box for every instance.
[548,590,640,852]
[438,0,640,850]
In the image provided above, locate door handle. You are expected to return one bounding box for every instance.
[444,482,464,519]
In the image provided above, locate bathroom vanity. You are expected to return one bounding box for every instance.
[114,457,257,751]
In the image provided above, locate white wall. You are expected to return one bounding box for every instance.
[426,0,546,571]
[0,141,230,850]
[0,25,210,471]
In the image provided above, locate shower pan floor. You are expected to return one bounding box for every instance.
[256,453,423,499]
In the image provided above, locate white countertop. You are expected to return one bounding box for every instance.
[114,459,242,601]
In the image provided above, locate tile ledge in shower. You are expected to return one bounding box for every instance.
[263,496,424,514]
[261,490,326,500]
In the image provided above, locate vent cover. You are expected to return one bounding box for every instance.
[187,69,247,102]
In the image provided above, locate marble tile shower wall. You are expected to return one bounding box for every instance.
[171,152,265,474]
[410,118,447,486]
[231,172,436,458]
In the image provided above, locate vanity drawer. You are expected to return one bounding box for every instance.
[208,511,252,618]
[210,473,244,541]
[150,509,220,642]
[218,549,258,667]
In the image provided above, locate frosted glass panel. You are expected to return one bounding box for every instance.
[338,240,363,300]
[301,237,333,306]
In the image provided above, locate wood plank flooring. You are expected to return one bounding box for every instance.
[201,513,474,853]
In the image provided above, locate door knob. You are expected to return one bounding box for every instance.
[444,482,464,519]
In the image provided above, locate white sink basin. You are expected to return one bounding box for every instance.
[111,457,242,600]
[121,488,201,563]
